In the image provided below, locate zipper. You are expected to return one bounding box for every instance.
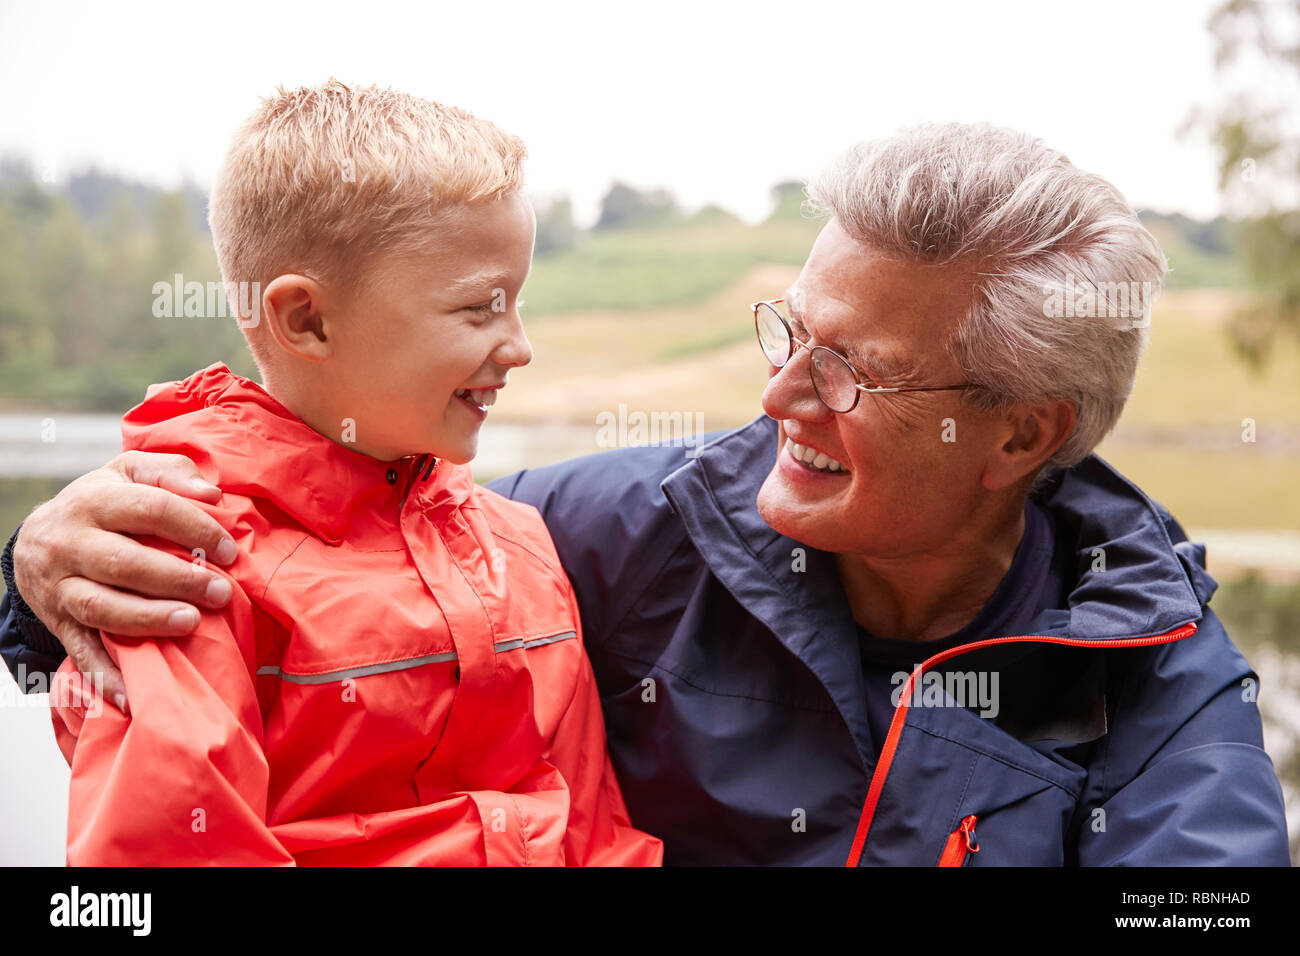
[399,454,440,507]
[843,621,1199,867]
[937,815,979,867]
[399,455,422,507]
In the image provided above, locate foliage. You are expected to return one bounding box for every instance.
[0,160,1260,408]
[1212,571,1300,655]
[0,163,256,411]
[594,181,680,230]
[533,195,579,257]
[1195,0,1300,366]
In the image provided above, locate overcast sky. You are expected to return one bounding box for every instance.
[0,0,1243,224]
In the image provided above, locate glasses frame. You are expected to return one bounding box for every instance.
[751,298,974,413]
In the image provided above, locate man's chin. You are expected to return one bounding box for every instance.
[757,474,815,542]
[759,467,869,553]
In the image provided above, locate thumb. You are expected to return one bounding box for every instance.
[59,623,129,716]
[111,450,221,505]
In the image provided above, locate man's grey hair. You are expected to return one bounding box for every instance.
[807,122,1167,476]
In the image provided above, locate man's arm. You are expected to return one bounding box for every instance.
[1,451,239,710]
[1,529,67,682]
[9,442,683,709]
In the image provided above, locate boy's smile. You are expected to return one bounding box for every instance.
[452,382,506,420]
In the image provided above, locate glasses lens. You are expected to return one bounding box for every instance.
[754,303,791,366]
[810,347,858,413]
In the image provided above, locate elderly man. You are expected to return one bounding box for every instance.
[2,123,1289,865]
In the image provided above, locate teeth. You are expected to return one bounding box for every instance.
[454,387,498,408]
[786,438,847,473]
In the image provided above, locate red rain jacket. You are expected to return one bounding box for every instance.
[51,363,663,866]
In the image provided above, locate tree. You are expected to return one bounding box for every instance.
[1195,0,1300,366]
[533,196,578,256]
[767,181,807,222]
[594,181,678,230]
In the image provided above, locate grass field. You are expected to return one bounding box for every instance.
[1100,287,1300,532]
[521,215,823,317]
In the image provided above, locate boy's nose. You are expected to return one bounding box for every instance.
[497,315,533,369]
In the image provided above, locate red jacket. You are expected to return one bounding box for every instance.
[51,363,662,866]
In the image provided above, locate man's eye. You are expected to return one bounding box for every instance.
[463,302,495,314]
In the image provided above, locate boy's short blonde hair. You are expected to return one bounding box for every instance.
[209,78,526,329]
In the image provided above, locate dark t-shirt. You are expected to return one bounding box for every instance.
[856,499,1062,756]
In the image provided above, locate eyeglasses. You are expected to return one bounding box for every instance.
[751,299,974,414]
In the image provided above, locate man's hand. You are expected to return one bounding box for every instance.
[13,451,237,714]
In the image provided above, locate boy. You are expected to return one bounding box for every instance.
[49,80,662,866]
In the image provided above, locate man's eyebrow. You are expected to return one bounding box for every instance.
[784,294,911,379]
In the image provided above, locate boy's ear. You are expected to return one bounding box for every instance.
[981,398,1076,492]
[261,274,333,362]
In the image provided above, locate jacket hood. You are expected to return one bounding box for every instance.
[660,414,1213,647]
[121,363,476,544]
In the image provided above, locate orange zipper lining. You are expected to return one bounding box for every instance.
[844,622,1199,867]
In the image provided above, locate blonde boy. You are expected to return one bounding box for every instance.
[50,80,663,866]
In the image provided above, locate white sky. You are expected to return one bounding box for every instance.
[0,0,1245,224]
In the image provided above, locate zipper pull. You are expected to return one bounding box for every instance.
[937,814,980,866]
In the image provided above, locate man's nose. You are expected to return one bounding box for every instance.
[760,347,832,424]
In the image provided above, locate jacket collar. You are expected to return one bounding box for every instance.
[121,363,475,545]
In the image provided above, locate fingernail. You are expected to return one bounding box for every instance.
[215,538,237,565]
[113,693,129,715]
[190,477,220,495]
[168,607,199,630]
[205,576,232,606]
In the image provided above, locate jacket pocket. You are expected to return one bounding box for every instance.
[937,815,979,867]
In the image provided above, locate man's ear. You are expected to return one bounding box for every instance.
[981,398,1077,492]
[261,274,334,362]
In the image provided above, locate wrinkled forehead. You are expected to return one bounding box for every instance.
[781,258,972,381]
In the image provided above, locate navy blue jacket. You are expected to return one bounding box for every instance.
[3,414,1291,865]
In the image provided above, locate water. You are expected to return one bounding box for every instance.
[0,412,603,481]
[0,413,124,479]
[0,410,613,558]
